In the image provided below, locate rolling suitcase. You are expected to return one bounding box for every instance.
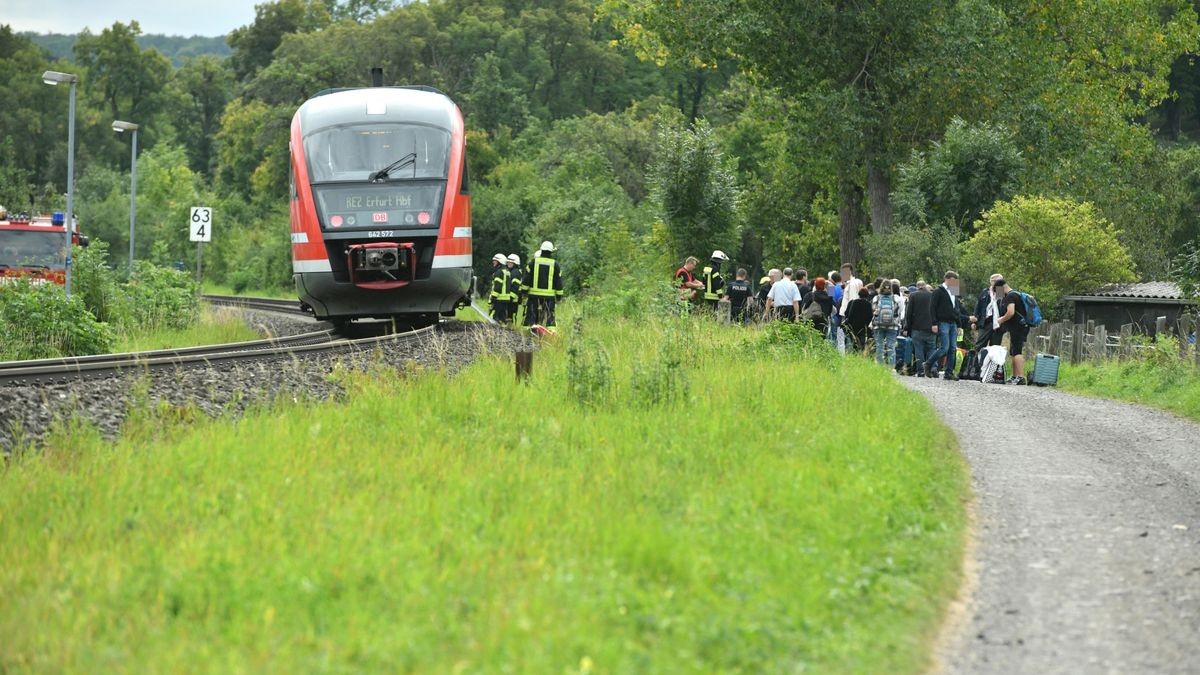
[1031,353,1060,386]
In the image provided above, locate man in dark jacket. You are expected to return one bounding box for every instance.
[843,288,874,353]
[726,268,752,324]
[925,271,970,380]
[904,281,937,377]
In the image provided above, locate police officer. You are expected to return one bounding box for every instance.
[701,250,729,312]
[521,241,564,327]
[488,253,514,322]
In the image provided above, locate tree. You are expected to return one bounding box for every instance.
[960,196,1137,315]
[606,0,1199,267]
[168,56,233,175]
[227,0,331,82]
[862,222,964,288]
[74,22,172,125]
[650,119,739,266]
[892,118,1022,231]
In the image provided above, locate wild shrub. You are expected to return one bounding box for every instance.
[630,332,687,405]
[125,261,200,330]
[0,280,115,359]
[72,241,129,325]
[565,320,612,407]
[756,318,832,356]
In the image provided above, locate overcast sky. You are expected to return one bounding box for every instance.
[3,0,256,36]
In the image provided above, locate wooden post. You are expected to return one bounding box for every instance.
[1094,325,1107,363]
[1178,316,1194,357]
[515,351,533,381]
[1155,316,1167,341]
[1119,324,1133,360]
[1072,324,1086,364]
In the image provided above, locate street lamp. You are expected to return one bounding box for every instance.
[113,120,140,274]
[42,70,78,296]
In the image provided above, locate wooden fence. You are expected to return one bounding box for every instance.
[1017,314,1200,367]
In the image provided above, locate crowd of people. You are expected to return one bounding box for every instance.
[677,251,1037,385]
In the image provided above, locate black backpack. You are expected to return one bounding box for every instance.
[959,349,982,381]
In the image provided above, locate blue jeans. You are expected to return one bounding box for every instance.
[874,327,898,366]
[912,330,936,374]
[926,321,959,375]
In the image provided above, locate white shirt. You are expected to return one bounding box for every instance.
[768,277,801,307]
[942,283,958,309]
[841,276,863,315]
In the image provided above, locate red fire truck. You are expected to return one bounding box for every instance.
[0,209,88,286]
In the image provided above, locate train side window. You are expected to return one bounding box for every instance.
[290,163,298,201]
[460,159,470,195]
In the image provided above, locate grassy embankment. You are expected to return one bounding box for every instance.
[1059,342,1200,423]
[200,281,294,299]
[112,306,261,353]
[0,312,969,673]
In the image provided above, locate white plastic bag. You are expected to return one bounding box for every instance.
[980,345,1008,384]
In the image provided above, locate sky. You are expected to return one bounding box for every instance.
[1,0,257,36]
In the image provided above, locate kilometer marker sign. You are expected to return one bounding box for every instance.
[189,207,213,242]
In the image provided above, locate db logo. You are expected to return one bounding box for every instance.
[372,212,388,223]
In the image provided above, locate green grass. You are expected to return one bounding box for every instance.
[113,306,262,353]
[201,281,294,300]
[1060,354,1200,423]
[0,314,969,673]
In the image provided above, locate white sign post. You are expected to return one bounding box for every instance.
[189,206,212,283]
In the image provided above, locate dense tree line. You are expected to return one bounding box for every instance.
[1,0,1199,305]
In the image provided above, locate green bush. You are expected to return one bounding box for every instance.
[0,280,115,360]
[961,196,1137,316]
[72,241,129,325]
[125,261,200,330]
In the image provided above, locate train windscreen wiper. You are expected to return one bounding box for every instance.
[369,152,417,182]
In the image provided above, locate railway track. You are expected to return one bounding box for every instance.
[0,296,438,386]
[201,294,311,316]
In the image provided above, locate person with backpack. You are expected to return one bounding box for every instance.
[924,270,968,381]
[872,282,901,365]
[801,276,834,334]
[994,278,1037,385]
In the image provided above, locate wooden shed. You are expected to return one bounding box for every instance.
[1063,282,1196,336]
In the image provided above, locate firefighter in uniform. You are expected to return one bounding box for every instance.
[701,250,729,312]
[488,253,514,322]
[521,241,564,327]
[506,254,523,325]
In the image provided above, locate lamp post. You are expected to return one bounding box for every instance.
[42,70,78,296]
[113,120,140,274]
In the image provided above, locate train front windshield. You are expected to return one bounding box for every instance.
[0,230,63,269]
[305,123,451,230]
[305,123,450,182]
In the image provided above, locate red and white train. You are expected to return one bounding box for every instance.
[289,78,472,327]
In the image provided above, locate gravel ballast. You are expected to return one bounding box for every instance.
[0,310,533,453]
[906,376,1200,674]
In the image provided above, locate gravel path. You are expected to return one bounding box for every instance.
[904,377,1200,674]
[0,311,533,453]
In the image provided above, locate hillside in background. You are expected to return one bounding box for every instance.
[22,31,229,65]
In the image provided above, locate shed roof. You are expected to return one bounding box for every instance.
[1064,281,1192,304]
